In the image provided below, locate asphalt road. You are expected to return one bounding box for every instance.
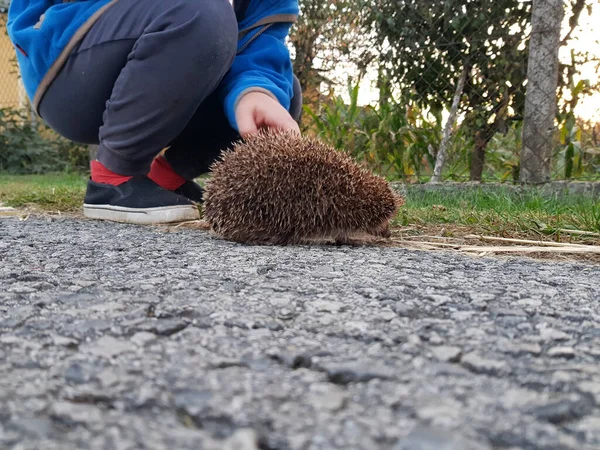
[1,216,599,450]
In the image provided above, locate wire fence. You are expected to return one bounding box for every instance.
[1,0,599,182]
[0,8,25,111]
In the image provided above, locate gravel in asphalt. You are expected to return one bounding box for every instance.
[1,216,599,450]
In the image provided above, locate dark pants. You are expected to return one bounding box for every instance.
[38,0,302,179]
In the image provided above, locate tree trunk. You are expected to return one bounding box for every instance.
[377,66,392,109]
[519,0,564,184]
[470,130,488,181]
[430,65,468,183]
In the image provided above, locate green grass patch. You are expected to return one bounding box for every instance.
[398,186,600,237]
[1,174,599,240]
[0,172,88,212]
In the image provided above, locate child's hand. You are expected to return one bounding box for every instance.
[235,92,300,138]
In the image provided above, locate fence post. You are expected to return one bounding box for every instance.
[519,0,564,184]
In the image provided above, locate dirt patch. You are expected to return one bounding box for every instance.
[387,224,600,264]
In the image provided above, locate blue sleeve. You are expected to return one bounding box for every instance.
[219,21,295,131]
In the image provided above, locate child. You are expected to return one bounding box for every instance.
[6,0,302,224]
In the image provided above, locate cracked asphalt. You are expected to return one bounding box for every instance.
[1,216,599,450]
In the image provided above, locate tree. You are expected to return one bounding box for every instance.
[289,0,373,115]
[557,0,598,119]
[430,65,468,183]
[519,0,564,184]
[365,0,532,181]
[554,0,600,180]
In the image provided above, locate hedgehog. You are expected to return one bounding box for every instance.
[201,130,404,245]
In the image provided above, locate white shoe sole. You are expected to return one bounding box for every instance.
[83,204,199,224]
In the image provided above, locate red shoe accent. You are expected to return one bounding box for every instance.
[90,160,133,186]
[147,156,186,191]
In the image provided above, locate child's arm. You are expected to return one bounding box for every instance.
[219,10,298,136]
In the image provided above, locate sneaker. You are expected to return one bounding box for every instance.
[83,176,200,224]
[174,180,204,203]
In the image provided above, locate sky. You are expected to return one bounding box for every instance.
[328,1,600,123]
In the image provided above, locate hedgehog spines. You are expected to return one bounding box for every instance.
[202,130,403,245]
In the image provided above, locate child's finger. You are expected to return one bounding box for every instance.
[287,121,301,135]
[265,113,299,134]
[237,112,258,138]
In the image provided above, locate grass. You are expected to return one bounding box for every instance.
[396,186,600,241]
[0,172,88,212]
[2,173,599,243]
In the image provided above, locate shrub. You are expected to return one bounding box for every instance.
[302,81,600,182]
[0,108,89,174]
[303,81,443,181]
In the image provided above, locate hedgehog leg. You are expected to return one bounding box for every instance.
[259,233,295,246]
[370,221,392,238]
[333,233,352,246]
[266,236,289,246]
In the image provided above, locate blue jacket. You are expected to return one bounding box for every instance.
[5,0,299,131]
